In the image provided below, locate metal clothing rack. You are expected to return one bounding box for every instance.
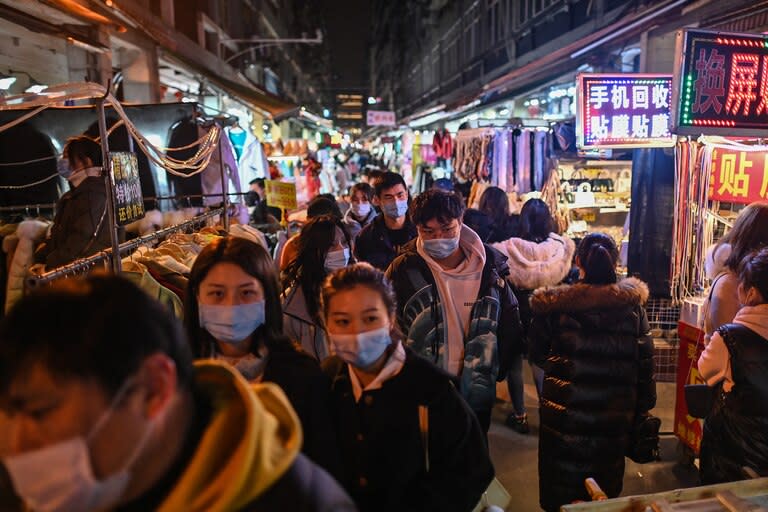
[27,207,224,288]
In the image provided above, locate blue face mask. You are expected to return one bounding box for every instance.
[382,199,408,219]
[199,301,265,344]
[325,247,350,273]
[422,235,460,260]
[328,325,392,369]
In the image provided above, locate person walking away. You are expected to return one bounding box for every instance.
[279,195,343,272]
[530,233,655,511]
[492,198,575,433]
[343,182,378,243]
[34,136,113,269]
[698,247,768,483]
[386,189,522,435]
[185,236,339,475]
[478,186,520,243]
[282,215,353,361]
[355,172,417,270]
[321,263,493,511]
[0,275,355,512]
[702,203,768,344]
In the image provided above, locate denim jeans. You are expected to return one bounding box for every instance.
[507,357,546,416]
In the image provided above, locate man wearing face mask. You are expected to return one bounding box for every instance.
[354,172,417,270]
[0,275,356,512]
[34,135,114,269]
[386,189,522,435]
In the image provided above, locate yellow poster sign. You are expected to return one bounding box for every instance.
[265,180,298,210]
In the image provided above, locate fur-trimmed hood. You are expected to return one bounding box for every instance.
[531,277,649,314]
[492,234,575,290]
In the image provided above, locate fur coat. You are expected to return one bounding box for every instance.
[492,233,575,291]
[529,277,656,512]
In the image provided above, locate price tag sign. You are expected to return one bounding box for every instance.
[109,152,144,226]
[577,73,674,149]
[265,180,298,210]
[673,29,768,136]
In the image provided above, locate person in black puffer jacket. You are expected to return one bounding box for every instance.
[529,233,656,512]
[698,247,768,484]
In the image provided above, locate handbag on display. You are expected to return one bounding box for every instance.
[616,169,632,193]
[567,169,590,188]
[572,182,595,207]
[625,413,661,463]
[590,172,615,193]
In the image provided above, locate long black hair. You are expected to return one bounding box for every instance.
[185,236,294,357]
[282,215,352,321]
[577,232,619,285]
[478,186,510,225]
[519,198,554,244]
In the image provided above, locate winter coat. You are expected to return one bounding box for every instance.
[36,176,113,269]
[322,347,493,512]
[262,345,340,478]
[4,220,49,314]
[282,285,329,361]
[342,208,377,242]
[492,234,575,339]
[700,323,768,484]
[385,240,522,413]
[354,215,417,270]
[529,278,656,512]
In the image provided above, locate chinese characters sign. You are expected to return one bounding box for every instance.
[674,322,705,454]
[707,146,768,204]
[366,110,396,127]
[109,152,144,226]
[265,180,298,210]
[577,73,674,149]
[673,29,768,136]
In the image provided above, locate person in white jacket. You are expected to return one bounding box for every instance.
[492,198,575,433]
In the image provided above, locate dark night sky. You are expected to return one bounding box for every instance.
[320,0,371,91]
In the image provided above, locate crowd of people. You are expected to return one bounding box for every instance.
[1,163,767,511]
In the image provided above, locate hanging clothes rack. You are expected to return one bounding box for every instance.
[27,207,224,288]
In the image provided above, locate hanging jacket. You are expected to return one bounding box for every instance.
[700,322,768,484]
[529,278,655,512]
[385,240,522,413]
[130,360,356,511]
[322,347,493,512]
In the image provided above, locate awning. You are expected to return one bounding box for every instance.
[480,0,690,100]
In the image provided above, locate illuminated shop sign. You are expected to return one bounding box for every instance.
[673,29,768,136]
[576,73,674,149]
[708,145,768,204]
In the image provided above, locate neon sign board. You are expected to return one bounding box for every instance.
[673,29,768,136]
[576,73,674,149]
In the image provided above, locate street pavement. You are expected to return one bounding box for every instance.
[488,366,700,511]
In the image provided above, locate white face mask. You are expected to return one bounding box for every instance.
[328,325,392,369]
[3,378,152,512]
[325,248,350,273]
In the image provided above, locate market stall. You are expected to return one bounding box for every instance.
[669,28,768,458]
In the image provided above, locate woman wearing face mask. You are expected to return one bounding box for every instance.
[283,215,353,361]
[342,182,377,243]
[321,263,494,512]
[185,236,339,475]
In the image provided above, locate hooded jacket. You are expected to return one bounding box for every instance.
[529,278,655,512]
[699,310,768,484]
[342,207,377,242]
[385,238,521,413]
[144,361,355,511]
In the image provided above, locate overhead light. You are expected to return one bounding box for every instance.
[66,36,108,54]
[25,84,47,94]
[499,108,510,116]
[0,72,17,90]
[322,108,331,118]
[367,96,377,105]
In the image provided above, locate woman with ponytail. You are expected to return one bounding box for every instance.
[529,233,657,511]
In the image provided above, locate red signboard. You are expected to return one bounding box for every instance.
[673,29,768,136]
[675,322,705,455]
[707,145,768,204]
[577,73,675,149]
